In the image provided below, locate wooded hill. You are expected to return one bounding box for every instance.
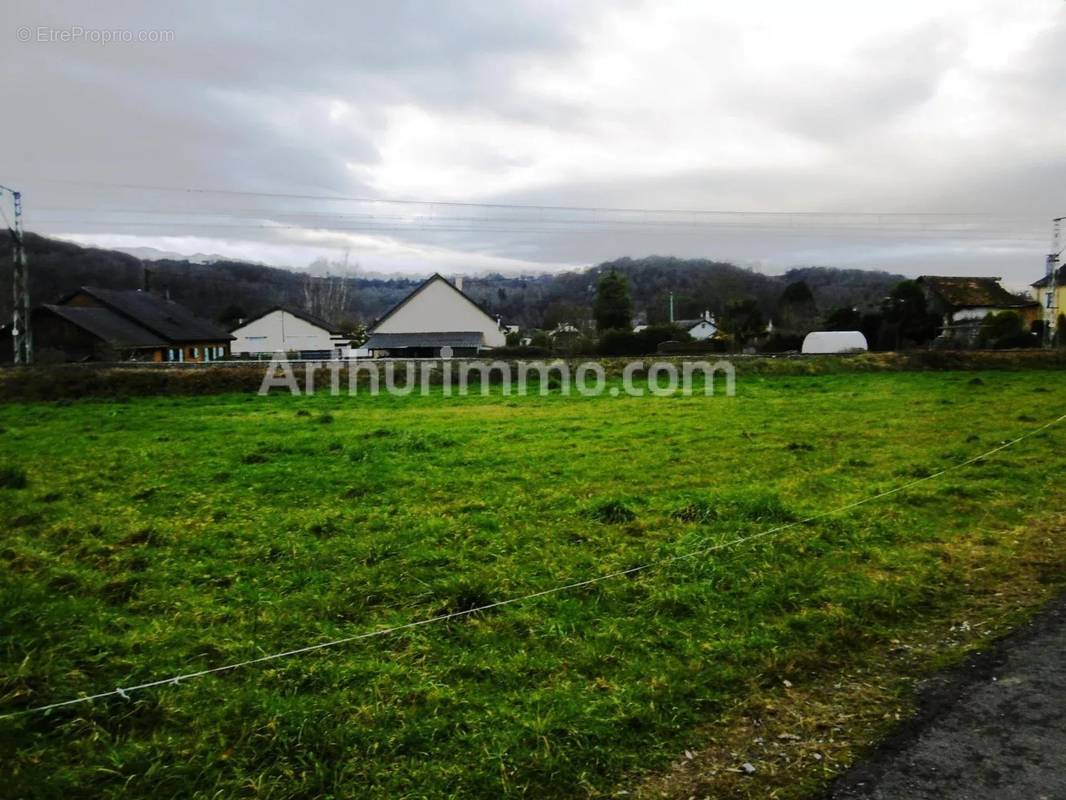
[0,233,905,331]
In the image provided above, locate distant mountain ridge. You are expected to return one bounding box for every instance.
[110,245,244,265]
[0,233,907,330]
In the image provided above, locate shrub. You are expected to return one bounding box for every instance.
[598,325,692,356]
[488,345,552,358]
[657,339,730,355]
[758,332,804,353]
[597,329,641,356]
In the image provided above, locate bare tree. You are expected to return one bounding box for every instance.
[304,249,357,322]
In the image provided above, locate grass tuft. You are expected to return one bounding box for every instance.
[586,498,638,524]
[0,465,28,489]
[672,499,719,524]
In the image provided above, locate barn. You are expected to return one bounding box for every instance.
[365,274,505,357]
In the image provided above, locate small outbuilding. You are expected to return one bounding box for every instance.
[801,330,868,354]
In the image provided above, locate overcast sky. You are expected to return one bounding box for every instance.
[3,0,1064,284]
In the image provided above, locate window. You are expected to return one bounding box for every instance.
[1048,292,1055,309]
[192,347,199,359]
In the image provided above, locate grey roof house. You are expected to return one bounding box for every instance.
[31,286,233,363]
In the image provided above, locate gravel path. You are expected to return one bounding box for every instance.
[825,593,1066,799]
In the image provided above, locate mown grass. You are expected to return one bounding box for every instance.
[0,371,1065,798]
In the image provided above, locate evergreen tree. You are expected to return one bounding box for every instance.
[775,280,818,334]
[594,270,633,331]
[720,298,764,349]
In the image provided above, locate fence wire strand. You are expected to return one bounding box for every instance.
[2,410,1064,722]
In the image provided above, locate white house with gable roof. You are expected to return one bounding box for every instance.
[673,311,718,341]
[365,274,506,357]
[230,306,349,359]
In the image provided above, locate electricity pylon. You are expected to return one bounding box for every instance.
[0,184,30,363]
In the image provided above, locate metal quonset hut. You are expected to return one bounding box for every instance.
[801,330,868,354]
[365,274,505,358]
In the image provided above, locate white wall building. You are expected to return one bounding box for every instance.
[674,311,718,341]
[365,274,506,357]
[230,306,349,359]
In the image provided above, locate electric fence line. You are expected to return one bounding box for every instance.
[2,409,1064,722]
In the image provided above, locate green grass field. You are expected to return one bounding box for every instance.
[2,370,1066,798]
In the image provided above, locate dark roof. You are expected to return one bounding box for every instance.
[38,305,169,348]
[1032,264,1066,288]
[675,318,714,329]
[365,331,484,349]
[233,305,343,335]
[916,276,1035,309]
[66,287,234,343]
[369,274,498,333]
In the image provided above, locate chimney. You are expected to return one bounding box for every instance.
[455,276,464,292]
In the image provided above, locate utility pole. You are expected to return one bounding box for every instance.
[1045,217,1064,348]
[1,184,31,364]
[669,291,675,324]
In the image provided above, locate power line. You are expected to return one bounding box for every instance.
[33,220,1049,243]
[32,205,1041,226]
[32,208,1046,234]
[33,177,1030,219]
[2,408,1062,723]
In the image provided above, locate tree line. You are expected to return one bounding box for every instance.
[4,233,911,342]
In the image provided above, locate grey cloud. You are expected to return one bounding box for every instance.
[2,0,1063,285]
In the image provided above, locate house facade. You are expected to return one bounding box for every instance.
[917,276,1039,345]
[365,274,505,357]
[230,306,349,359]
[32,287,232,363]
[1030,265,1066,333]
